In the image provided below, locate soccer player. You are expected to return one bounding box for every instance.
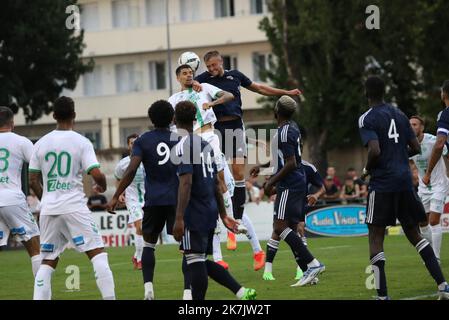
[256,96,325,287]
[173,100,257,300]
[0,106,41,277]
[359,76,449,300]
[114,133,145,270]
[29,97,115,300]
[107,100,179,300]
[409,115,448,263]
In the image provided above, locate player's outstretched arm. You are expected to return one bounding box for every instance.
[173,173,192,241]
[246,82,302,97]
[90,168,107,193]
[203,90,234,110]
[423,134,445,185]
[29,172,43,200]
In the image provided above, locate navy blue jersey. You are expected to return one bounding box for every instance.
[132,129,179,207]
[272,121,307,192]
[176,134,218,233]
[195,70,252,119]
[302,160,324,192]
[358,103,416,192]
[437,107,449,137]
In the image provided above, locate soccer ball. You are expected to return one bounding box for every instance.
[178,51,201,72]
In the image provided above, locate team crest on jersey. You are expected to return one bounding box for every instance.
[226,76,234,80]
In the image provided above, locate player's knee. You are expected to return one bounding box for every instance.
[273,221,287,236]
[429,213,441,226]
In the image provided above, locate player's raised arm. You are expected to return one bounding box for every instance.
[246,82,302,97]
[214,177,238,233]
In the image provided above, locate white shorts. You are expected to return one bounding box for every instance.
[39,212,104,260]
[0,202,40,246]
[223,157,235,197]
[199,130,225,172]
[127,203,143,224]
[419,192,446,214]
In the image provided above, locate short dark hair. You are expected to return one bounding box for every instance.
[0,106,14,127]
[176,64,193,76]
[365,76,385,101]
[410,115,425,126]
[126,133,139,145]
[175,101,196,126]
[442,80,449,97]
[203,50,221,62]
[53,96,75,121]
[148,100,174,128]
[347,167,356,172]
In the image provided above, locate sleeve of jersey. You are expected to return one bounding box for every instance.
[204,83,223,100]
[358,115,378,146]
[22,138,34,163]
[114,162,123,180]
[82,140,100,174]
[194,72,207,83]
[235,70,253,88]
[437,109,449,136]
[279,127,297,159]
[132,138,143,158]
[311,171,324,188]
[28,145,41,173]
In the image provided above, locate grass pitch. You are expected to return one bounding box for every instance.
[0,235,447,300]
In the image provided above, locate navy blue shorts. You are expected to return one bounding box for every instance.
[214,118,247,159]
[179,228,214,255]
[274,189,306,225]
[142,206,175,235]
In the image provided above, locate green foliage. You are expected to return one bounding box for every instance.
[0,0,92,122]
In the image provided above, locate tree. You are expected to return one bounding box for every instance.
[0,0,92,122]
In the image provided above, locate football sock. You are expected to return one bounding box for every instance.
[266,239,280,264]
[186,254,208,300]
[243,213,262,253]
[430,224,442,260]
[416,239,445,285]
[182,255,191,290]
[232,181,246,220]
[212,233,223,262]
[33,264,54,300]
[205,260,241,294]
[31,254,41,277]
[134,234,143,262]
[371,252,388,297]
[420,225,433,247]
[280,228,314,268]
[91,253,115,300]
[142,242,156,283]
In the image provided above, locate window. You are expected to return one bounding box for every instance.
[145,0,166,25]
[115,63,140,93]
[215,0,235,18]
[149,61,167,90]
[252,52,272,82]
[180,0,201,22]
[80,2,100,31]
[83,66,103,96]
[250,0,267,14]
[222,55,238,70]
[112,0,140,28]
[80,131,102,150]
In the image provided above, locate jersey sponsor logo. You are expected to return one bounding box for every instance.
[72,235,85,246]
[0,176,9,184]
[0,231,3,239]
[41,243,55,252]
[226,76,234,80]
[11,227,26,236]
[47,179,72,192]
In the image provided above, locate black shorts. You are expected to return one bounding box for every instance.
[365,190,427,228]
[179,228,214,255]
[274,189,306,225]
[214,118,247,159]
[142,205,175,235]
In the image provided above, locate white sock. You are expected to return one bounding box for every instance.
[307,258,320,269]
[236,287,245,299]
[264,262,273,273]
[420,225,433,247]
[212,233,223,261]
[431,224,443,260]
[33,264,54,300]
[91,253,116,300]
[135,234,143,262]
[31,255,41,277]
[183,289,192,300]
[223,190,234,217]
[242,213,262,253]
[144,282,154,299]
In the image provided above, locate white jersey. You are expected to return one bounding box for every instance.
[0,132,34,207]
[114,156,145,207]
[29,130,100,216]
[411,133,449,195]
[168,83,222,132]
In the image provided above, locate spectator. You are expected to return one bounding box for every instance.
[346,168,368,198]
[340,177,361,201]
[87,188,108,212]
[326,166,342,190]
[322,176,340,201]
[246,176,261,205]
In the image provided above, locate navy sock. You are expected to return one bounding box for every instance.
[141,247,155,283]
[266,239,280,264]
[280,228,314,268]
[205,260,241,294]
[232,182,246,220]
[371,252,388,297]
[188,261,208,300]
[416,239,445,285]
[182,256,191,290]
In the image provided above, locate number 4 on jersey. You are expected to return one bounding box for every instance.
[388,119,399,143]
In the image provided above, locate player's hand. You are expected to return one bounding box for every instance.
[118,194,126,204]
[106,197,118,215]
[221,215,239,234]
[92,184,105,193]
[307,194,318,206]
[250,166,260,177]
[202,102,213,110]
[286,89,302,96]
[192,81,202,93]
[422,173,431,186]
[173,218,185,242]
[264,180,275,196]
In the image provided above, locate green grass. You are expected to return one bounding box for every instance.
[0,235,447,300]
